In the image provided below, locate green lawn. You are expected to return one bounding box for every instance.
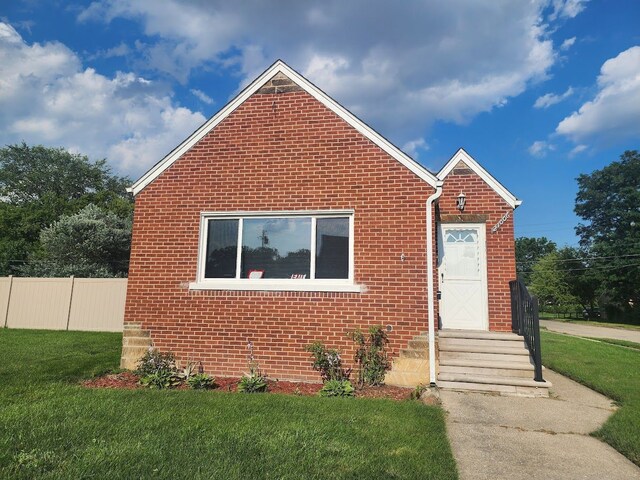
[586,337,640,351]
[541,330,640,466]
[0,329,457,479]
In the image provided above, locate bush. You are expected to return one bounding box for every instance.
[237,374,268,393]
[348,326,391,387]
[305,342,351,382]
[410,384,428,400]
[238,340,268,393]
[187,373,216,390]
[139,370,181,389]
[319,380,355,397]
[135,349,176,376]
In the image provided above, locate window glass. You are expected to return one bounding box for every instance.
[316,217,349,279]
[204,219,239,278]
[444,228,479,278]
[241,217,311,278]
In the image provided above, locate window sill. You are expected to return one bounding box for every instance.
[188,280,363,293]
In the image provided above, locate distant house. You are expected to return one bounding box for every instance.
[121,60,550,395]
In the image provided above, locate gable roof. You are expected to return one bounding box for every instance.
[437,148,522,209]
[128,60,439,195]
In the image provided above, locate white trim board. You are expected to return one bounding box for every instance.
[128,60,438,196]
[437,148,522,209]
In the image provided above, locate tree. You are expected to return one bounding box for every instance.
[575,150,640,315]
[556,246,600,314]
[0,143,132,275]
[20,204,132,277]
[529,252,577,315]
[515,236,557,284]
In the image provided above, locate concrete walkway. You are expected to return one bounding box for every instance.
[440,370,640,480]
[541,319,640,343]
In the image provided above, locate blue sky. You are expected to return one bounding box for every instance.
[1,1,639,246]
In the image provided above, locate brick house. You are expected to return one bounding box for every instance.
[122,60,550,395]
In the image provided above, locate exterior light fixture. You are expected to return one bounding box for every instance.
[456,192,466,211]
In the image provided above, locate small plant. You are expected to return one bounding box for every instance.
[305,342,351,382]
[139,369,181,389]
[319,379,355,397]
[135,348,176,376]
[187,373,216,390]
[177,360,198,381]
[237,340,268,393]
[237,374,268,393]
[348,325,391,387]
[410,383,428,400]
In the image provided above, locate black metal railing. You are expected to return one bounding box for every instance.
[509,279,544,382]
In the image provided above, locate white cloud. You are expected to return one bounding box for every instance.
[528,140,555,157]
[87,42,131,61]
[0,22,205,176]
[549,0,588,21]
[560,37,576,51]
[402,138,429,159]
[78,0,571,145]
[556,46,640,144]
[568,144,588,157]
[534,87,574,108]
[190,88,214,105]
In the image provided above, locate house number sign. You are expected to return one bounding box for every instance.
[491,211,511,233]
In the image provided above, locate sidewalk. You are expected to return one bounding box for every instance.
[540,320,640,343]
[440,370,640,480]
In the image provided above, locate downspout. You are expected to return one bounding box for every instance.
[426,181,443,386]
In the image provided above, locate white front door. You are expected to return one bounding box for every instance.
[438,223,488,330]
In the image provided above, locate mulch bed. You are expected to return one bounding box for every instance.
[82,373,415,401]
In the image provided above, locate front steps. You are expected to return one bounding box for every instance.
[120,322,152,370]
[385,333,430,387]
[438,329,551,397]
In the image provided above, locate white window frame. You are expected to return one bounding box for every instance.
[190,210,361,292]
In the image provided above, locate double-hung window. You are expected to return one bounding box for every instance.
[191,211,360,292]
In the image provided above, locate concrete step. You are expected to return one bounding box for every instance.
[399,348,428,359]
[123,336,153,347]
[121,345,152,358]
[439,364,535,379]
[123,322,142,329]
[439,330,521,341]
[439,337,526,349]
[439,344,529,356]
[439,358,543,370]
[122,329,150,338]
[408,339,429,349]
[438,372,551,388]
[437,380,550,398]
[439,351,533,364]
[385,370,429,388]
[389,357,429,373]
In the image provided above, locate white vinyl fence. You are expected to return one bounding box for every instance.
[1,276,127,332]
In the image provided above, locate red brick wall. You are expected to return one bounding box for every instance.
[124,85,517,381]
[124,87,439,381]
[437,166,517,331]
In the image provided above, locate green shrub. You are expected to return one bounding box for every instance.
[187,373,216,390]
[177,361,198,381]
[135,349,176,376]
[237,374,268,393]
[305,341,351,382]
[348,326,391,387]
[237,340,268,393]
[139,370,181,389]
[410,383,428,400]
[319,379,355,397]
